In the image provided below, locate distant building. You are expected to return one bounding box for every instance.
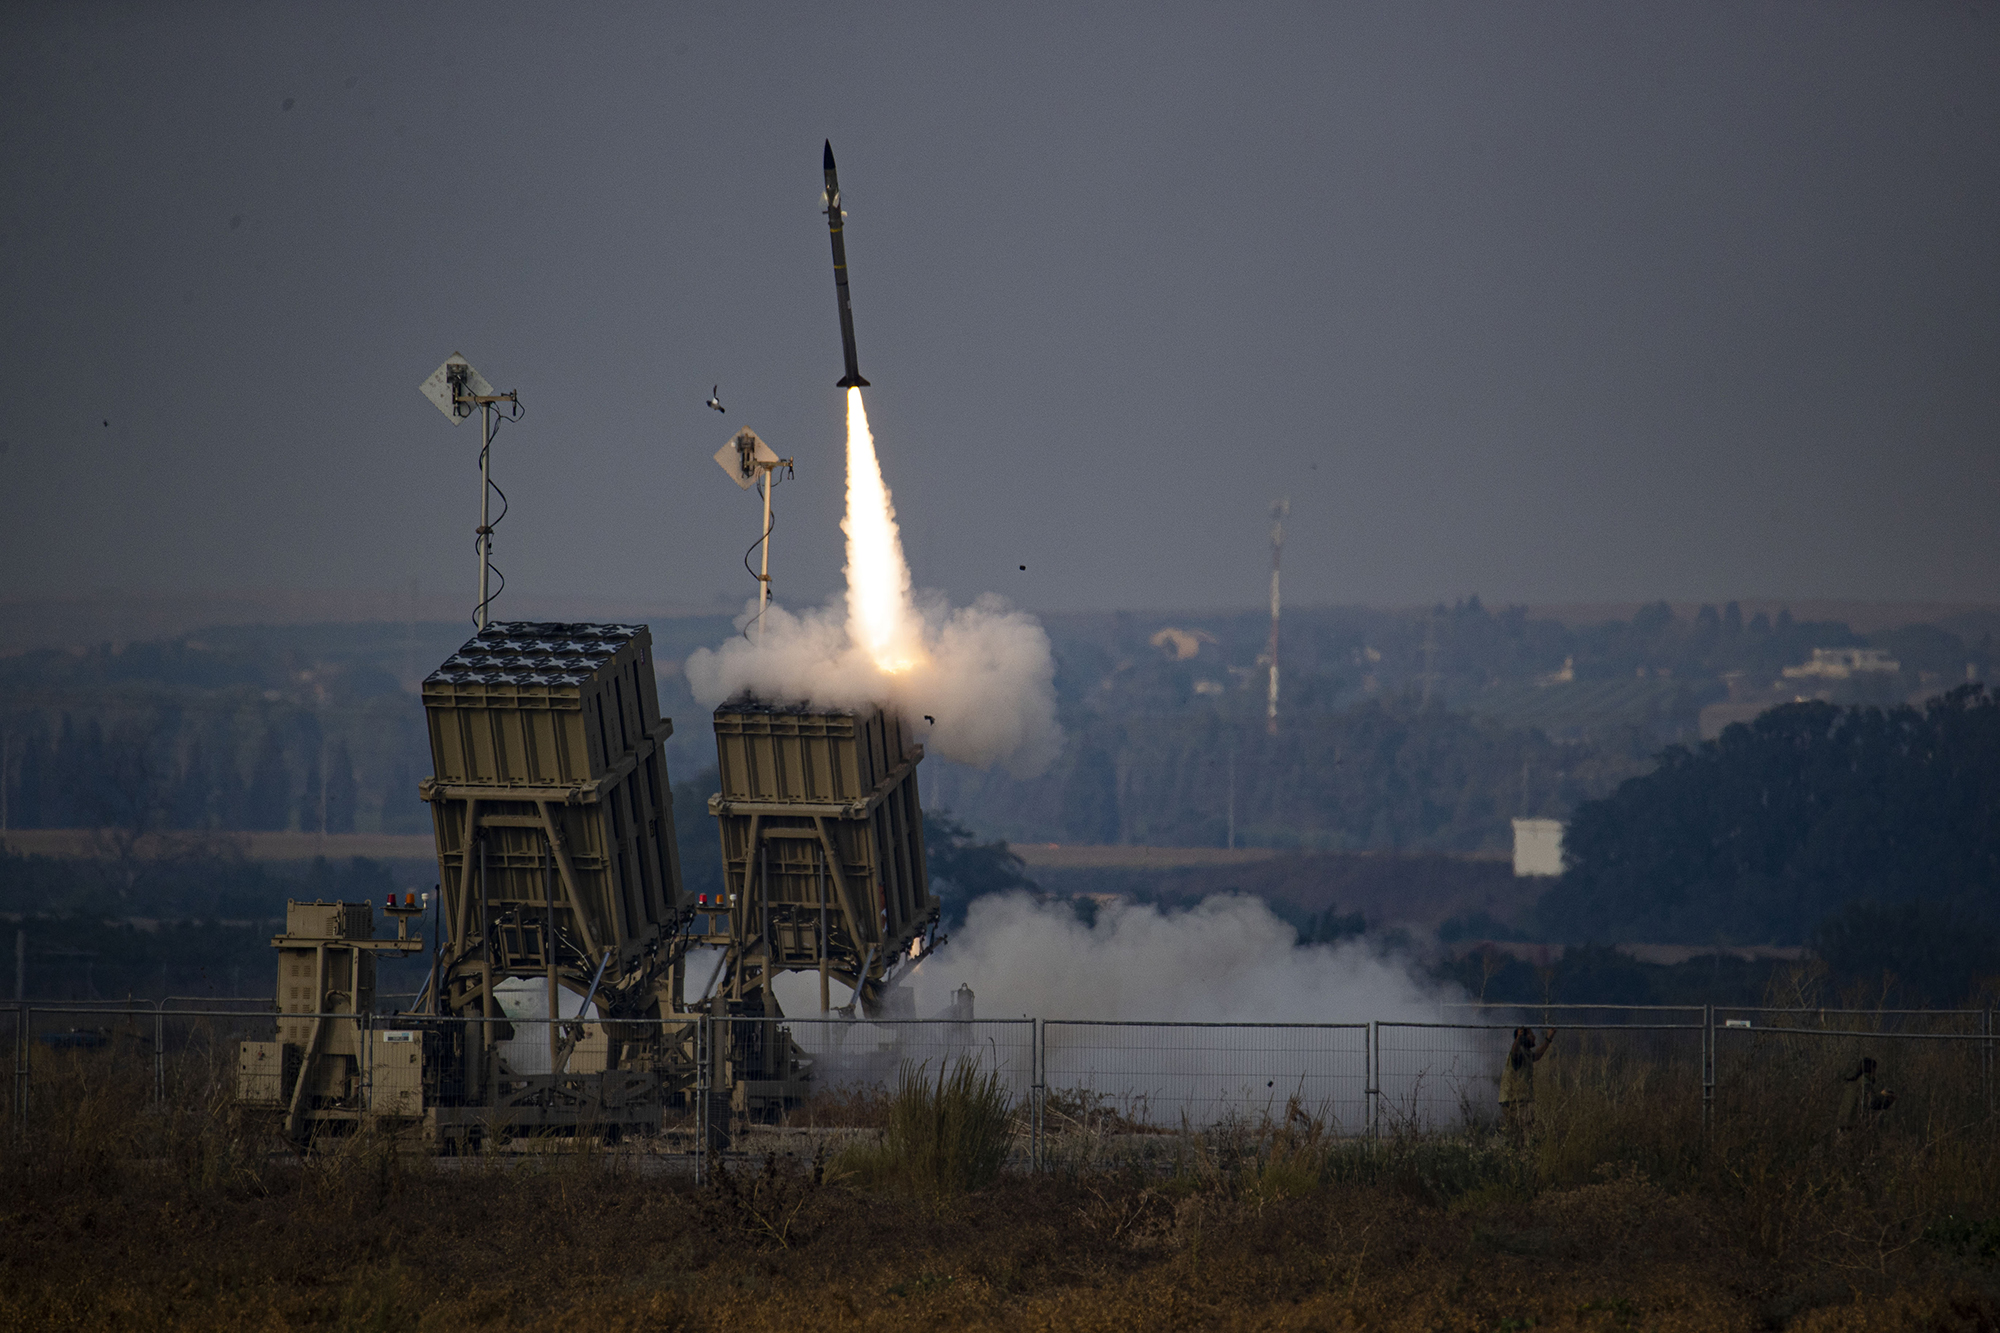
[1149,627,1218,661]
[1511,818,1564,877]
[1781,647,1899,680]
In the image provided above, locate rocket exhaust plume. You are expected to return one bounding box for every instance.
[686,388,1061,777]
[842,388,923,675]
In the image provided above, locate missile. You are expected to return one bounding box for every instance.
[823,140,869,388]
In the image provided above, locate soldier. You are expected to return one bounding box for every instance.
[1499,1026,1556,1147]
[1836,1055,1896,1133]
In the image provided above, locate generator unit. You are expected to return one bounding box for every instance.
[236,899,424,1139]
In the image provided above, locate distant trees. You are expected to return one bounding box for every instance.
[934,697,1651,853]
[923,810,1035,929]
[1812,899,2000,1008]
[1300,907,1366,944]
[324,740,357,834]
[672,767,725,899]
[244,728,291,831]
[1537,686,2000,948]
[0,710,409,836]
[0,632,435,837]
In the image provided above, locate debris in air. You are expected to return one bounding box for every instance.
[705,386,726,413]
[1019,565,1026,571]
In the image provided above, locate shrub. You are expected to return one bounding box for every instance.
[833,1057,1015,1197]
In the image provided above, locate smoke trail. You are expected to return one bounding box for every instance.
[685,389,1062,776]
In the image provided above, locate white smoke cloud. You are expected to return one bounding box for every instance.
[757,893,1477,1131]
[904,892,1452,1023]
[768,895,1481,1128]
[683,592,1063,778]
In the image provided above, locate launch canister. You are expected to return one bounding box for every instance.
[824,140,870,388]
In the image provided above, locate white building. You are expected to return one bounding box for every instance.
[1781,647,1899,681]
[1511,818,1565,877]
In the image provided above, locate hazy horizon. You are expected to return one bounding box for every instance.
[3,3,1995,619]
[2,587,1996,657]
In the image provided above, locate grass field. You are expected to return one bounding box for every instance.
[4,1021,2000,1332]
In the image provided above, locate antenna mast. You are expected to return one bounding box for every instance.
[713,428,793,643]
[1266,498,1288,737]
[418,353,521,629]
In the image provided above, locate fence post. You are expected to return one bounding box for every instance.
[1031,1018,1044,1173]
[360,1009,372,1126]
[694,1014,710,1187]
[1704,1000,1720,1136]
[1986,1007,1993,1119]
[153,1003,165,1108]
[1367,1021,1379,1140]
[12,1002,24,1141]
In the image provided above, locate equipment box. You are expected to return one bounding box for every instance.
[237,1041,298,1108]
[367,1029,427,1118]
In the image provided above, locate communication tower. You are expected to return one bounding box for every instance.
[1266,498,1288,737]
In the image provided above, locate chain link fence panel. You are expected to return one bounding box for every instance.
[1376,1021,1707,1135]
[1714,1021,1994,1138]
[1041,1021,1369,1135]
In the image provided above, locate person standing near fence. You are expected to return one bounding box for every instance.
[1836,1054,1896,1134]
[1500,1026,1556,1148]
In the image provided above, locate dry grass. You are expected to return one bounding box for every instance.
[2,1036,1998,1330]
[830,1057,1016,1197]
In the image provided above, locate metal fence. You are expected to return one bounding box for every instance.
[1377,1020,1709,1133]
[1041,1021,1369,1134]
[5,1002,1994,1164]
[1714,1019,1995,1131]
[722,1015,1037,1102]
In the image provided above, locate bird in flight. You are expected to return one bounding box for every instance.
[705,386,726,413]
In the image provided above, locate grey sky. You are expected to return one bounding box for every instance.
[2,3,1995,621]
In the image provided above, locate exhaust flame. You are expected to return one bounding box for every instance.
[683,387,1064,777]
[842,388,926,674]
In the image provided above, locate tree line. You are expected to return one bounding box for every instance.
[1537,686,2000,1001]
[1,704,425,836]
[932,696,1656,853]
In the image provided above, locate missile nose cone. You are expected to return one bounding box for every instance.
[823,140,835,170]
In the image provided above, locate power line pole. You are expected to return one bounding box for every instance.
[1266,498,1288,737]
